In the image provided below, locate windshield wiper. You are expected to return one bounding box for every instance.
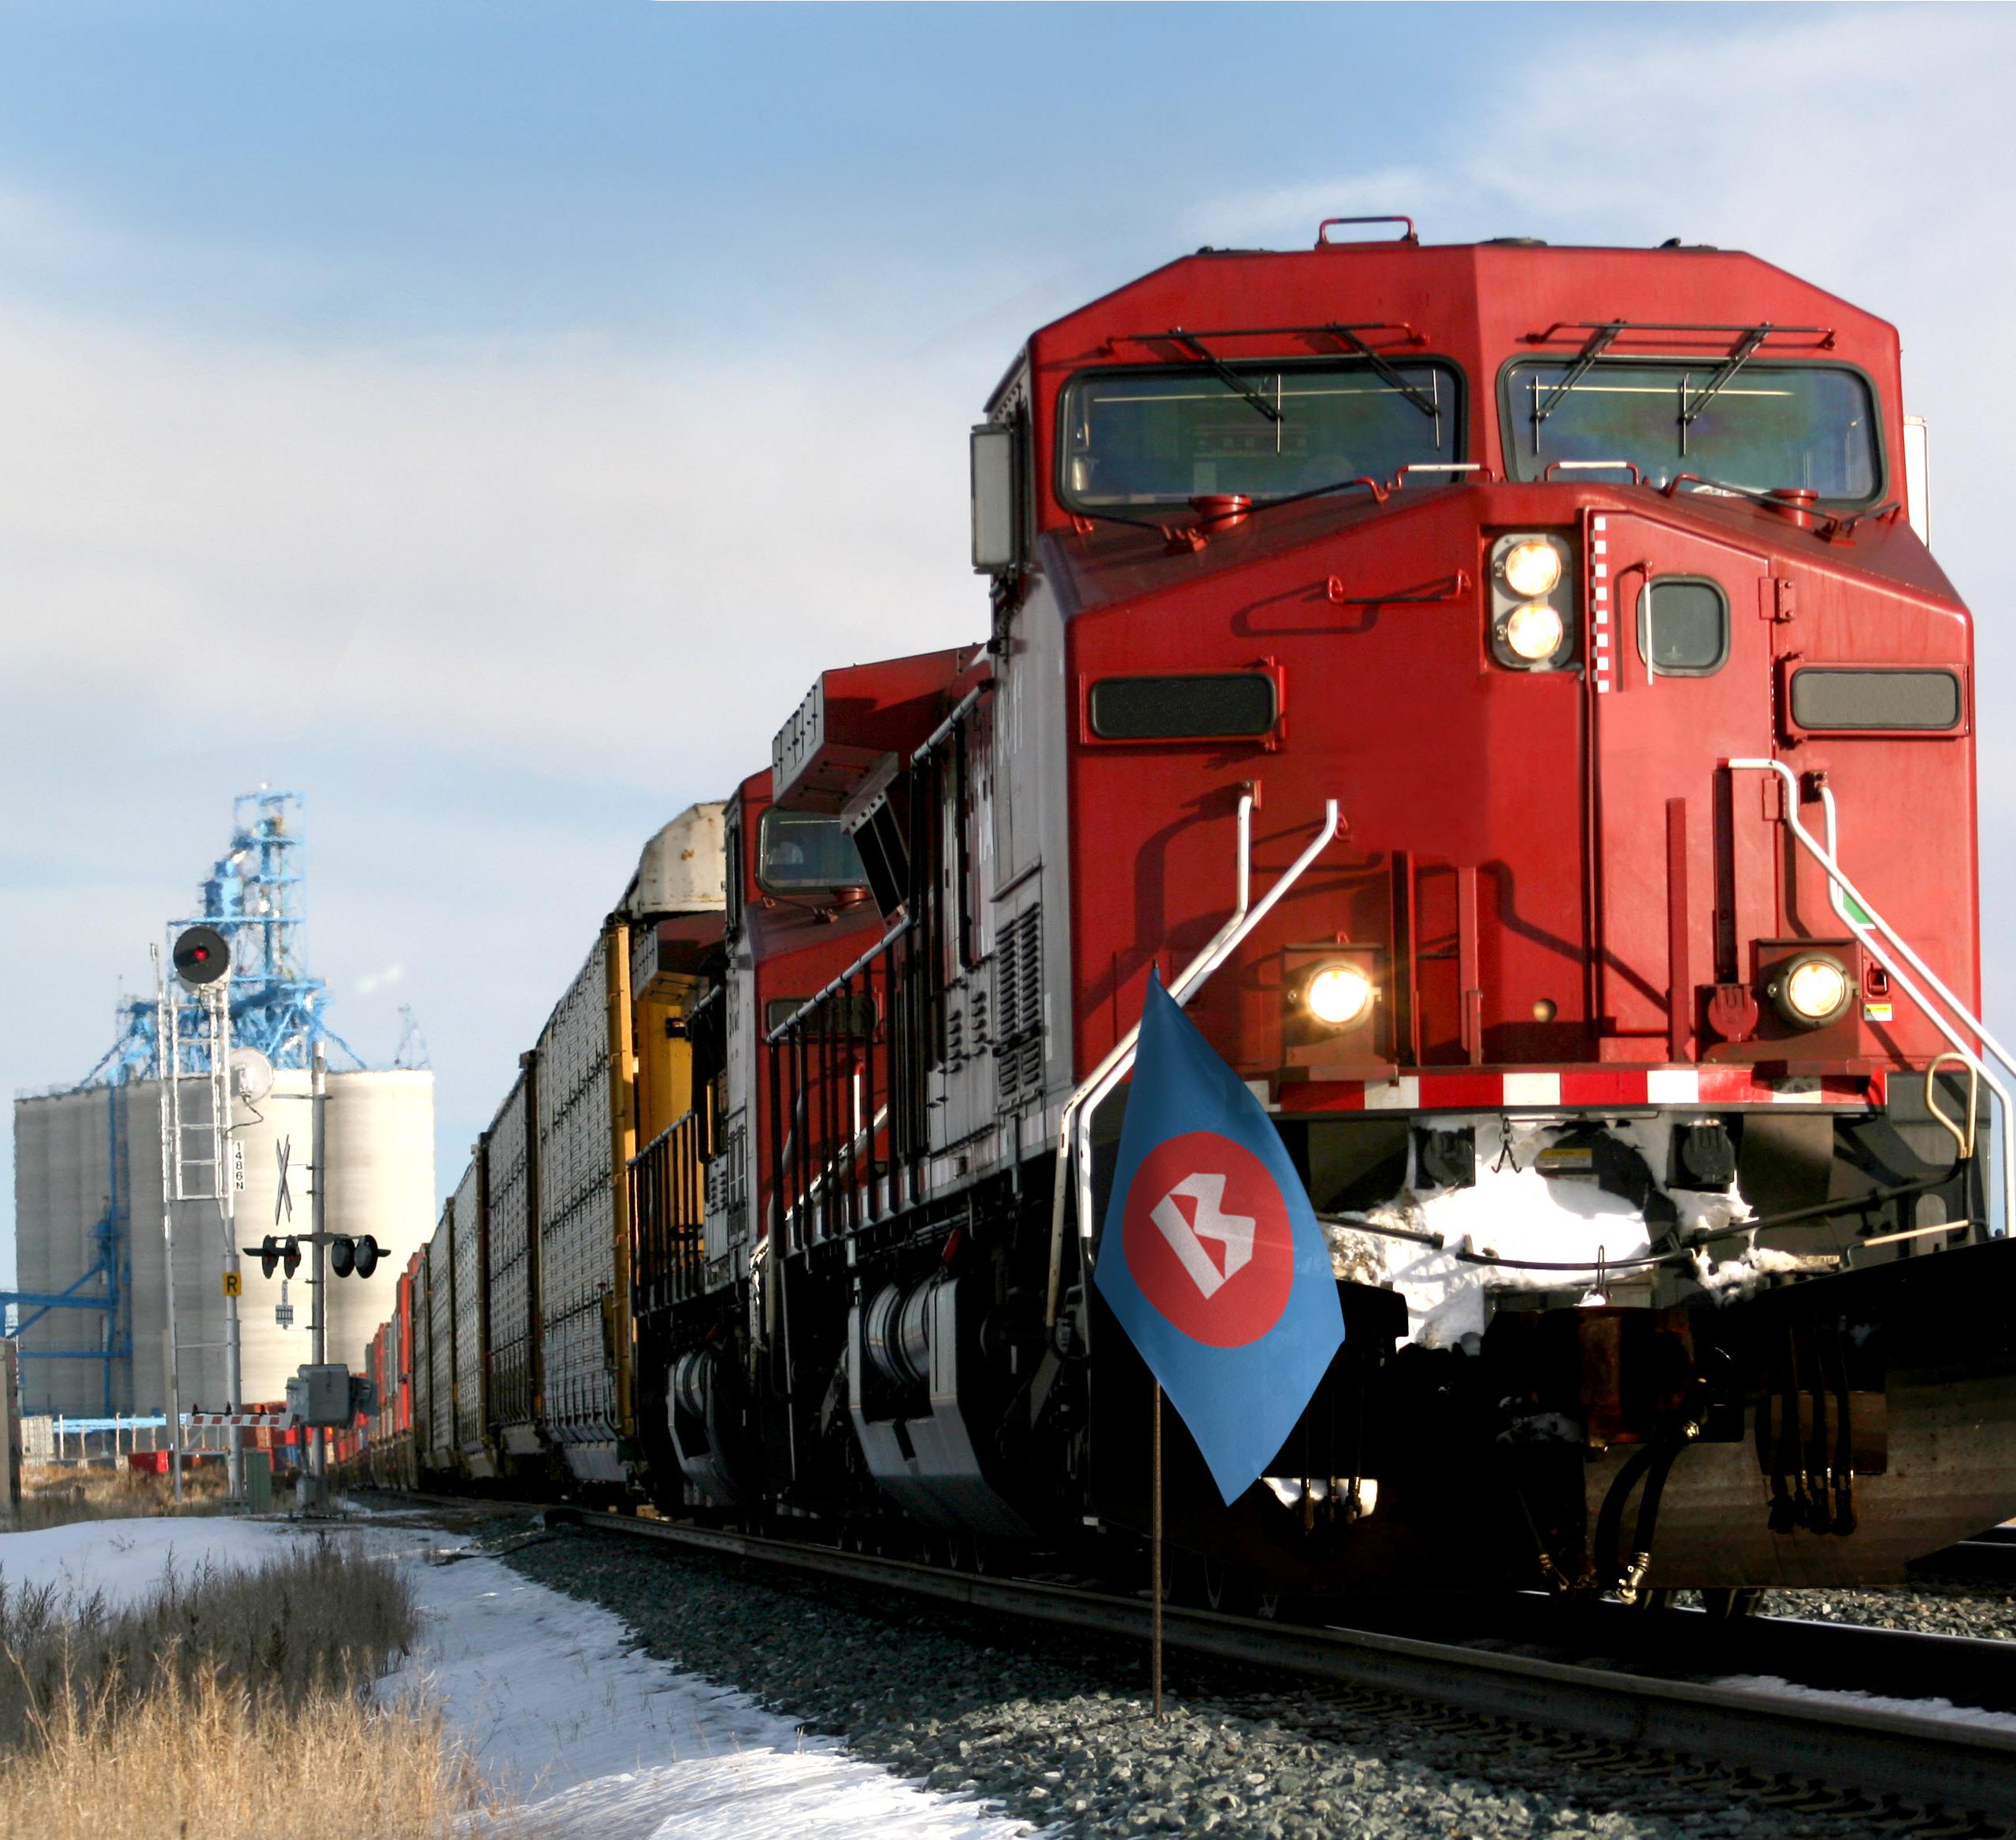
[1533,322,1624,425]
[1161,329,1281,424]
[1679,325,1771,443]
[1323,323,1442,423]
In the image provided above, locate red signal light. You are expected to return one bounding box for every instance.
[172,926,229,987]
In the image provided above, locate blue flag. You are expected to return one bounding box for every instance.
[1093,971,1346,1504]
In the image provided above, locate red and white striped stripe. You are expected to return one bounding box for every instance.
[183,1412,292,1428]
[1590,514,1613,693]
[1278,1065,1881,1115]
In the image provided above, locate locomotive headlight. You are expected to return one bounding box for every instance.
[1768,953,1853,1029]
[1306,963,1377,1029]
[1500,601,1565,662]
[1500,539,1562,599]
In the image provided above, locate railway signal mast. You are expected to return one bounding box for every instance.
[242,1041,384,1514]
[159,923,248,1504]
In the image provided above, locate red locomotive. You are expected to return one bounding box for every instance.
[377,221,2016,1604]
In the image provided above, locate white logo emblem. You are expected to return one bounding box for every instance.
[1149,1172,1256,1299]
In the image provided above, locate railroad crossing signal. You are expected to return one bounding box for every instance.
[222,1271,242,1298]
[329,1234,380,1280]
[252,1234,302,1280]
[274,1137,293,1222]
[244,1232,384,1282]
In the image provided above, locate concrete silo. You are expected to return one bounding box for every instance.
[321,1070,435,1391]
[9,1087,126,1419]
[7,792,439,1425]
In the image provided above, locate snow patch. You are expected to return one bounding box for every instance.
[1321,1115,1767,1347]
[0,1512,1032,1840]
[0,1511,305,1607]
[1714,1674,2016,1735]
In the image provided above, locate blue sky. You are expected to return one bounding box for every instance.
[5,2,2013,1287]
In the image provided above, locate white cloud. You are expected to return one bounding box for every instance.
[0,307,989,781]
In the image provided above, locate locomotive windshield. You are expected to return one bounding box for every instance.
[758,810,866,892]
[1502,360,1880,500]
[1058,358,1460,508]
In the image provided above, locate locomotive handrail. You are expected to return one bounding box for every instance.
[1729,758,2014,1233]
[1043,795,1342,1325]
[1541,458,1644,484]
[1315,215,1417,246]
[1392,462,1498,488]
[765,916,912,1048]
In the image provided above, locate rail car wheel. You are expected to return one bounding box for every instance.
[947,1533,997,1575]
[1202,1556,1256,1615]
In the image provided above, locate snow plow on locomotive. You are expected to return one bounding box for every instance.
[369,221,2015,1604]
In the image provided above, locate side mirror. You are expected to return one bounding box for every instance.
[970,423,1020,574]
[1903,414,1930,547]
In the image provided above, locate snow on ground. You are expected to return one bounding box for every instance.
[0,1510,303,1606]
[1711,1673,2016,1735]
[0,1507,1036,1840]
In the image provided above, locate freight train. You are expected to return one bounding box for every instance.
[352,219,2016,1604]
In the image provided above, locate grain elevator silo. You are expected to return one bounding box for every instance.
[7,792,435,1420]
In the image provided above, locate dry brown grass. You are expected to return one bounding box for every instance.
[0,1532,510,1838]
[0,1663,496,1840]
[13,1461,232,1532]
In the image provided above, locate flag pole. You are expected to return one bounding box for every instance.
[1151,1380,1164,1719]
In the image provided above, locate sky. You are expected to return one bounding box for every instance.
[4,2,2013,1290]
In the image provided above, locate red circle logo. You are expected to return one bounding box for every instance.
[1120,1130,1295,1348]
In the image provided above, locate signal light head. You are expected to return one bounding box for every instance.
[172,926,231,988]
[259,1234,280,1281]
[331,1236,355,1278]
[352,1235,380,1281]
[282,1236,302,1279]
[1769,953,1853,1030]
[1305,963,1377,1029]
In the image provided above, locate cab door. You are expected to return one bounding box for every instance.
[1587,507,1776,1055]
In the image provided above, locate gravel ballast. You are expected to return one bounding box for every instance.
[491,1525,1993,1840]
[1762,1573,2016,1642]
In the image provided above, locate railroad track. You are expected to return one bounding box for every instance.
[358,1489,2016,1828]
[1914,1528,2016,1584]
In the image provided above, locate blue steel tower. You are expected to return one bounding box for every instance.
[8,792,387,1414]
[81,791,365,1088]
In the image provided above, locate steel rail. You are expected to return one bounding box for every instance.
[361,1489,2016,1820]
[520,1508,2016,1823]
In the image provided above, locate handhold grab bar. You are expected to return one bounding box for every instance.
[1043,796,1341,1324]
[1729,758,2013,1233]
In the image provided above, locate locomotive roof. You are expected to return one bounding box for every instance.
[1024,236,1897,359]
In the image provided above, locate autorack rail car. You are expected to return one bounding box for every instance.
[354,221,2016,1604]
